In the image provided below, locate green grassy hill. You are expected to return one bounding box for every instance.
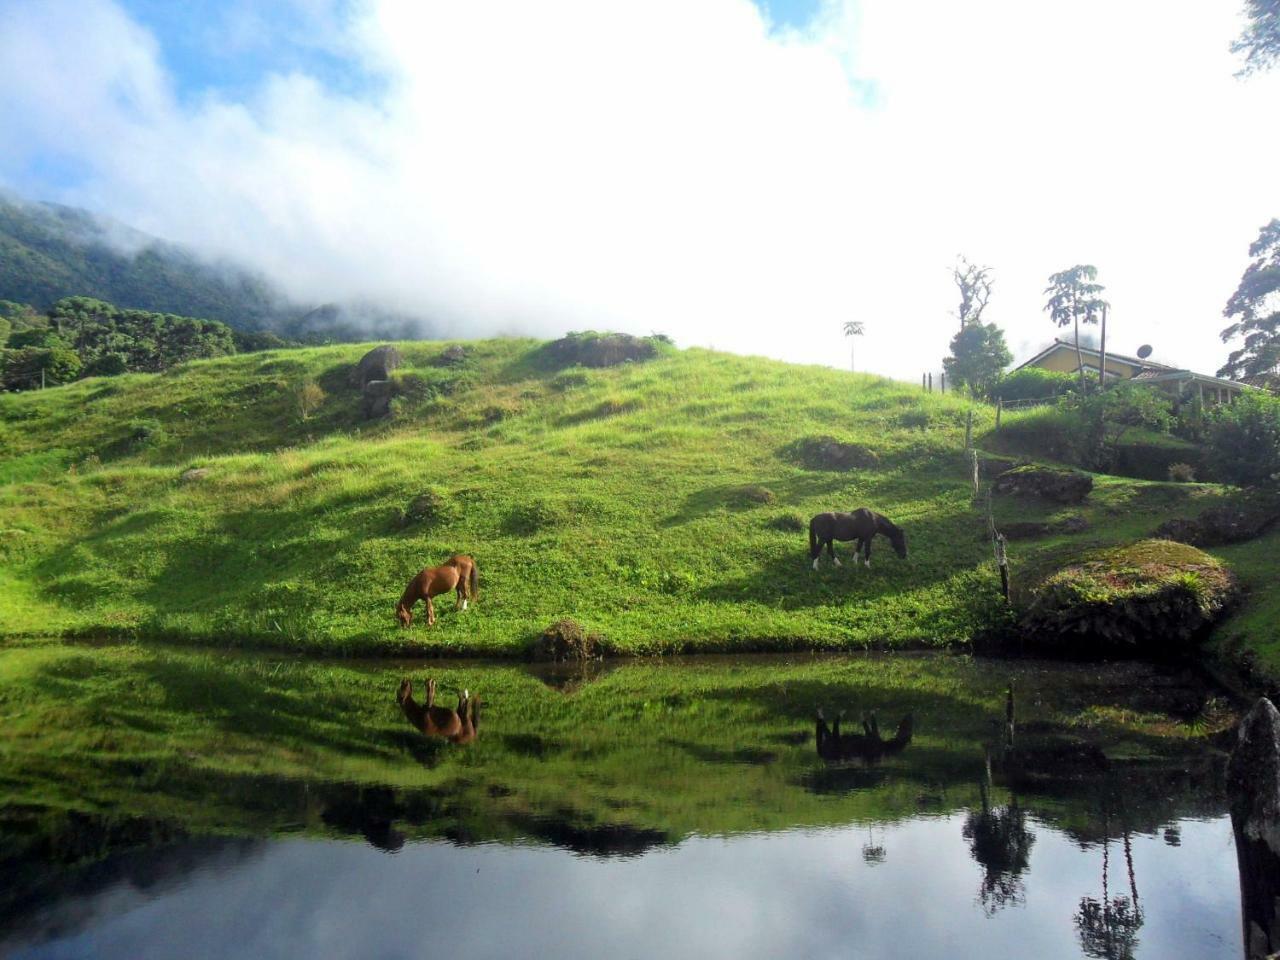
[0,337,1274,659]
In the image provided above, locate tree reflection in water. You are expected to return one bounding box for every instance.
[1074,818,1144,960]
[962,792,1035,915]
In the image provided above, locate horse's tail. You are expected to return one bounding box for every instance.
[469,561,479,600]
[808,517,818,557]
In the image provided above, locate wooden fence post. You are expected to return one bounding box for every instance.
[995,399,1002,430]
[927,373,933,392]
[964,409,973,452]
[971,449,980,501]
[940,372,946,393]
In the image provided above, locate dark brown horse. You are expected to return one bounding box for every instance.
[808,508,907,570]
[815,709,913,763]
[395,554,479,627]
[396,677,480,744]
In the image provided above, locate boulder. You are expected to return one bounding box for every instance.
[351,345,402,389]
[361,379,395,419]
[993,465,1092,504]
[1154,500,1280,548]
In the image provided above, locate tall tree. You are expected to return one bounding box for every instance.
[1044,265,1108,391]
[953,256,994,332]
[943,322,1012,397]
[843,320,865,372]
[1219,218,1280,379]
[1233,0,1280,76]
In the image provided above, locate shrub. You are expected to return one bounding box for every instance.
[2,345,82,389]
[1167,462,1197,483]
[785,435,880,471]
[125,418,167,450]
[84,353,128,378]
[504,498,566,535]
[531,618,603,661]
[551,369,592,391]
[1062,384,1173,471]
[400,488,455,528]
[768,513,806,532]
[296,380,326,421]
[729,484,775,506]
[993,367,1077,403]
[1205,392,1280,487]
[539,331,666,369]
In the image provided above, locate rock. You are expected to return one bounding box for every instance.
[531,618,603,662]
[993,465,1092,504]
[361,379,395,419]
[1228,698,1280,959]
[1000,520,1052,540]
[435,345,467,366]
[1154,500,1280,548]
[351,345,402,389]
[179,467,211,484]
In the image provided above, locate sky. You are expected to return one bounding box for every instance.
[1,0,1278,380]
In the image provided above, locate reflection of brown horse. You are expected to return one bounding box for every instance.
[396,677,481,744]
[396,554,479,627]
[815,709,913,763]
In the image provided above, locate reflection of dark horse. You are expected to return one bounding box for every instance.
[396,677,481,744]
[809,508,907,571]
[396,554,479,627]
[815,709,913,763]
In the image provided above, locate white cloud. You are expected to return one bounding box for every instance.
[1,0,1278,378]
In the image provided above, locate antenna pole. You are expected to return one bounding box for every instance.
[1098,303,1108,391]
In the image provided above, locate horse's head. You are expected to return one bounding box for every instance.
[396,602,413,628]
[396,677,413,705]
[890,529,908,559]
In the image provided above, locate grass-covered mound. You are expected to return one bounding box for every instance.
[0,336,1270,657]
[1017,540,1236,658]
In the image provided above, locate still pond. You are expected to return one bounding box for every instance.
[0,645,1245,958]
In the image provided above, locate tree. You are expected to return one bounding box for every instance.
[1065,383,1173,471]
[1044,265,1109,391]
[1219,219,1280,379]
[1205,391,1280,486]
[943,322,1012,397]
[953,256,994,332]
[297,380,326,421]
[1233,0,1280,76]
[843,320,865,372]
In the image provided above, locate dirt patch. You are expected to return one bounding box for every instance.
[530,618,604,662]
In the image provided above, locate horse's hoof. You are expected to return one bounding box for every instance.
[833,558,842,568]
[811,559,819,571]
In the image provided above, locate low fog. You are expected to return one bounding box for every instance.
[2,0,1279,378]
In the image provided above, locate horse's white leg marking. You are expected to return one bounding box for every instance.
[865,558,871,568]
[812,557,820,571]
[462,598,468,611]
[833,556,842,567]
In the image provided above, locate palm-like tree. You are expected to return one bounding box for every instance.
[843,320,865,373]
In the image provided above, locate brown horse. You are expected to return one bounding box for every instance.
[396,677,480,744]
[808,508,907,570]
[395,554,479,627]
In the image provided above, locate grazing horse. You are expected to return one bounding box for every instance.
[395,554,479,627]
[396,677,480,744]
[809,508,907,571]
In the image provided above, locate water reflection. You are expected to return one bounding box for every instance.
[396,676,480,744]
[814,709,913,764]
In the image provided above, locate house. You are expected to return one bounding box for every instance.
[1013,339,1252,406]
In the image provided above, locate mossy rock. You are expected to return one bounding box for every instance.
[531,618,604,662]
[785,435,880,472]
[993,465,1092,504]
[1153,496,1280,547]
[1018,539,1237,658]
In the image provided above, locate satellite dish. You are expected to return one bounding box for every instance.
[1136,344,1153,359]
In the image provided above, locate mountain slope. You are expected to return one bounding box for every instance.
[0,194,287,327]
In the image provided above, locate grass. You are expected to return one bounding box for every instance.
[0,337,1273,661]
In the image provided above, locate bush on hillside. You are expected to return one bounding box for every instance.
[785,435,880,471]
[2,345,82,389]
[539,331,665,369]
[993,465,1093,504]
[1018,540,1236,659]
[993,367,1077,403]
[399,488,455,528]
[1205,391,1280,487]
[504,498,566,535]
[531,618,604,661]
[1167,462,1197,483]
[84,352,128,377]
